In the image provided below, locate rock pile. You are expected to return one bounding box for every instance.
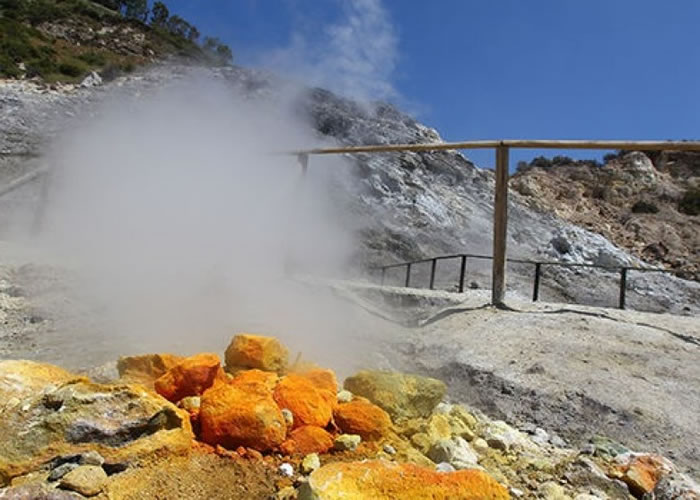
[1,334,698,499]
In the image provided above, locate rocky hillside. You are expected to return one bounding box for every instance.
[1,63,699,314]
[511,152,699,279]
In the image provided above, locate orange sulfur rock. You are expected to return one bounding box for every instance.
[199,381,287,452]
[616,454,674,497]
[224,334,288,373]
[273,374,333,429]
[334,399,392,441]
[154,353,224,403]
[116,353,184,387]
[300,369,338,410]
[302,459,510,499]
[229,369,278,395]
[280,426,334,455]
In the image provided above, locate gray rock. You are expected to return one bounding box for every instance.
[382,444,396,455]
[435,462,455,473]
[427,437,478,470]
[281,408,294,427]
[531,427,550,446]
[48,462,79,481]
[80,72,103,89]
[646,472,700,499]
[278,463,294,477]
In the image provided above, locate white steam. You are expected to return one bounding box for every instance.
[264,0,399,102]
[29,76,378,371]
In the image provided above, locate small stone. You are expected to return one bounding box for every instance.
[573,495,601,500]
[59,465,108,497]
[434,402,453,414]
[435,462,455,473]
[279,463,294,477]
[539,481,571,500]
[336,390,353,403]
[591,435,629,458]
[333,434,361,452]
[79,451,105,466]
[510,487,525,497]
[383,444,396,455]
[48,462,79,481]
[301,453,321,474]
[580,444,595,455]
[427,437,479,470]
[531,427,550,446]
[472,438,489,454]
[178,396,201,412]
[281,408,294,427]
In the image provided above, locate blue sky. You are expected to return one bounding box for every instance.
[161,0,700,168]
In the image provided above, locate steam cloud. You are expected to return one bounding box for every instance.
[264,0,399,103]
[28,77,377,372]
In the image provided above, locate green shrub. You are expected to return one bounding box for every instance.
[78,50,107,66]
[58,59,87,77]
[679,188,700,216]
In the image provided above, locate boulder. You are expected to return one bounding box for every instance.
[116,353,184,387]
[199,381,286,452]
[224,334,288,373]
[0,364,193,485]
[343,371,446,420]
[614,453,674,497]
[59,465,107,497]
[154,353,224,402]
[273,375,333,429]
[333,399,392,441]
[280,426,334,455]
[298,460,509,500]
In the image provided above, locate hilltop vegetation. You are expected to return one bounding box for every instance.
[511,151,700,278]
[0,0,232,81]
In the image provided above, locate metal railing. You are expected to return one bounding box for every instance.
[376,253,696,310]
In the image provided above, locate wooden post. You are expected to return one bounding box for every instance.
[429,258,437,290]
[532,263,542,302]
[405,263,412,288]
[492,145,509,305]
[618,268,628,310]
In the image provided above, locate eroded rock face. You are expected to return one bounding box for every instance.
[299,460,510,500]
[0,361,193,485]
[343,370,447,420]
[224,334,288,373]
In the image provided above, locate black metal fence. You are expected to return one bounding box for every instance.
[376,253,696,310]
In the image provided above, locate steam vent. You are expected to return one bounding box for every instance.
[0,333,697,499]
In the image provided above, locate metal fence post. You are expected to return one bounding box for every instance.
[458,255,467,293]
[380,267,386,286]
[533,262,542,302]
[405,263,412,288]
[619,268,628,309]
[429,259,437,290]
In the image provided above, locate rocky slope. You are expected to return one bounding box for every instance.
[1,63,699,315]
[511,153,699,279]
